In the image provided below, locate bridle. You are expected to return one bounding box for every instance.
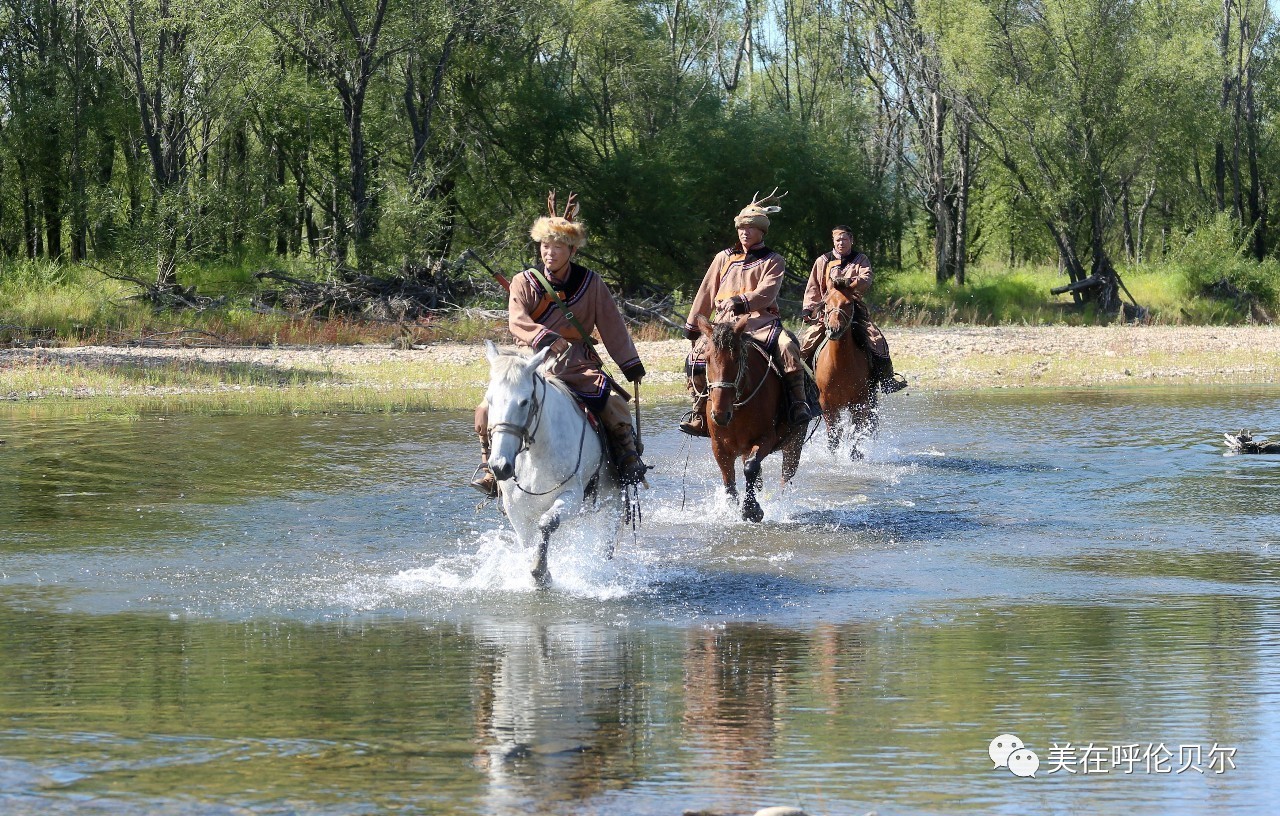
[488,374,548,454]
[823,293,855,341]
[707,334,779,412]
[487,372,596,497]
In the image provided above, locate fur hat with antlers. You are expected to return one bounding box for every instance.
[734,187,787,233]
[530,190,587,248]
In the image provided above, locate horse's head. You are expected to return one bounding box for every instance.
[484,340,551,481]
[697,313,751,427]
[823,277,858,340]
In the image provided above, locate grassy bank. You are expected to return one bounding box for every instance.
[3,326,1278,418]
[3,250,1279,352]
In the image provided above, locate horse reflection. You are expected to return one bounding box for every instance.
[470,622,638,813]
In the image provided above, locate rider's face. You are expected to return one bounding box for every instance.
[540,240,575,275]
[737,226,764,248]
[832,230,853,256]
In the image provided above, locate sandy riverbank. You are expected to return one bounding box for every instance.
[2,325,1278,408]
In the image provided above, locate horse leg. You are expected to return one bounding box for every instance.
[532,497,567,589]
[712,443,739,508]
[741,450,765,523]
[780,432,803,487]
[850,402,878,461]
[823,409,844,455]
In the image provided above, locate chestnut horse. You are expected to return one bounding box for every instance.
[696,314,806,522]
[812,278,877,458]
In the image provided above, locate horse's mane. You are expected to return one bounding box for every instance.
[489,346,540,386]
[710,320,738,352]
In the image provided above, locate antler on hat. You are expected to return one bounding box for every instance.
[735,186,788,233]
[531,189,587,247]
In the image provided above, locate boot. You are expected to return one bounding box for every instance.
[873,354,908,394]
[469,425,498,498]
[603,422,648,484]
[469,464,498,498]
[679,371,710,437]
[784,370,815,426]
[600,395,650,484]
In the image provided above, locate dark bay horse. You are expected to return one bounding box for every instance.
[812,278,877,458]
[696,314,806,522]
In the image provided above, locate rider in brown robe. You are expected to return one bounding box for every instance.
[470,194,648,496]
[679,191,814,436]
[800,225,907,394]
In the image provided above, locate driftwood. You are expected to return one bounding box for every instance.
[253,267,444,321]
[619,294,685,332]
[97,266,226,312]
[1224,430,1280,454]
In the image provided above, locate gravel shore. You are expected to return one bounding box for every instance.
[3,325,1278,404]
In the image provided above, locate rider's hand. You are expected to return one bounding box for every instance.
[550,337,571,356]
[802,307,819,324]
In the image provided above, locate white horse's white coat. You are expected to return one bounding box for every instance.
[484,340,621,586]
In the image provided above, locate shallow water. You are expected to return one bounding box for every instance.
[1,386,1278,815]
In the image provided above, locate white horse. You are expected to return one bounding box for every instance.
[484,340,620,587]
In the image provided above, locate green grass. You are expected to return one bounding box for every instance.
[3,252,1277,354]
[872,261,1278,326]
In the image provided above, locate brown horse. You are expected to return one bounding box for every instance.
[696,314,806,522]
[812,278,877,458]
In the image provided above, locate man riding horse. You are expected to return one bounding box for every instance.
[470,193,649,497]
[680,190,814,437]
[800,225,907,394]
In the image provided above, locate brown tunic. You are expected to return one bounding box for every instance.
[802,250,888,358]
[508,262,645,409]
[682,243,785,352]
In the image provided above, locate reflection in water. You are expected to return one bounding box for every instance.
[1,386,1280,814]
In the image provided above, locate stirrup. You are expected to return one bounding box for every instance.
[469,464,498,499]
[788,402,814,425]
[678,409,710,437]
[618,453,650,484]
[881,373,909,394]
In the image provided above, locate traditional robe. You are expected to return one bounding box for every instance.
[508,262,644,410]
[802,250,889,358]
[683,243,786,352]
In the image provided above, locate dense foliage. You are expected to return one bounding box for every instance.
[0,0,1276,311]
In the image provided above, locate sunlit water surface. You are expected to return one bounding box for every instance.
[2,386,1279,815]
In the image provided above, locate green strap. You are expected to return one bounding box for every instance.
[529,266,595,346]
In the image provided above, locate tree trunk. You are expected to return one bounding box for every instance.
[1214,0,1231,212]
[1135,181,1156,264]
[930,88,949,284]
[952,121,972,286]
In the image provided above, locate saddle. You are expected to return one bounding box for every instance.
[542,374,637,490]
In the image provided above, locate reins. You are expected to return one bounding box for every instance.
[707,336,781,410]
[488,373,600,498]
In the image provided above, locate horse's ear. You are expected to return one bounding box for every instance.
[733,314,752,333]
[695,313,713,337]
[527,345,552,371]
[485,339,501,363]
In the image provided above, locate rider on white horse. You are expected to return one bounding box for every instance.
[471,192,649,496]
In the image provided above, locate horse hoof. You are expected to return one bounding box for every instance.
[743,503,764,523]
[532,567,551,589]
[849,446,865,461]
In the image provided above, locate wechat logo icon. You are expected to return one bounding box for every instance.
[989,733,1039,778]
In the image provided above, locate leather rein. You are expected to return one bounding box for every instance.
[487,373,600,497]
[707,335,781,410]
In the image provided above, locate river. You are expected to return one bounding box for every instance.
[1,385,1278,815]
